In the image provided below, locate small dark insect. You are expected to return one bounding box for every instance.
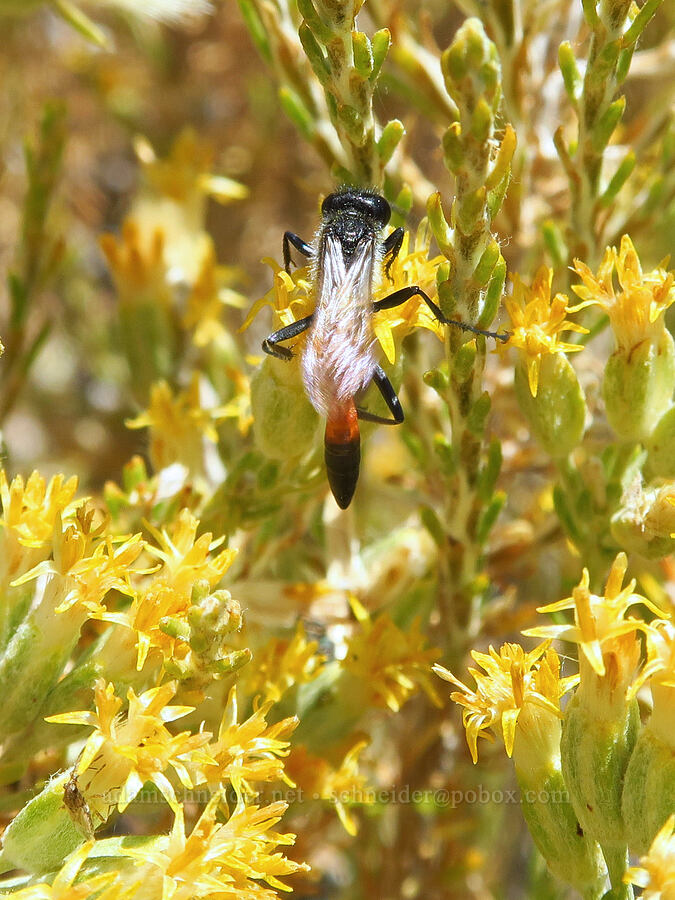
[63,768,95,839]
[262,186,508,509]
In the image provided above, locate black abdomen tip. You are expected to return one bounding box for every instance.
[325,438,360,509]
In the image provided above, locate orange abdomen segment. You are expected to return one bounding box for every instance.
[324,399,360,509]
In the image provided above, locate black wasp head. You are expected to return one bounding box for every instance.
[322,187,391,227]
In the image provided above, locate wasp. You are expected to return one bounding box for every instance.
[262,187,507,509]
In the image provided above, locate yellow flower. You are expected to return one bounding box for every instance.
[125,792,308,899]
[434,642,576,762]
[241,223,445,365]
[286,740,373,836]
[624,814,675,898]
[0,471,79,584]
[182,242,247,347]
[101,509,236,670]
[573,235,675,350]
[241,622,326,704]
[503,267,590,396]
[344,595,441,712]
[12,511,145,617]
[131,130,248,284]
[8,841,120,900]
[46,680,210,815]
[193,688,297,798]
[524,553,666,684]
[136,129,247,209]
[99,220,170,306]
[126,374,228,473]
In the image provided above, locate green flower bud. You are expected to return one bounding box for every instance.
[646,406,675,477]
[561,691,640,851]
[622,720,675,856]
[603,329,675,442]
[0,773,83,874]
[611,483,675,560]
[250,356,320,460]
[517,767,606,895]
[514,354,587,458]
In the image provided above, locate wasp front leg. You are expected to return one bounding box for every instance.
[262,314,314,361]
[373,286,510,342]
[283,232,314,274]
[382,227,404,280]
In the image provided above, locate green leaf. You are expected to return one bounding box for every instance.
[623,0,664,46]
[376,119,404,164]
[237,0,272,63]
[591,96,625,153]
[352,31,373,79]
[559,42,581,103]
[297,0,332,43]
[299,23,331,86]
[53,0,109,47]
[600,150,636,206]
[279,86,315,140]
[371,28,391,82]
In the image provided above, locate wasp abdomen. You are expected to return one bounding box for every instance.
[325,400,360,509]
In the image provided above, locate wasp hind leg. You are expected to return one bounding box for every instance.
[283,232,313,274]
[262,314,313,360]
[356,365,404,425]
[373,286,510,342]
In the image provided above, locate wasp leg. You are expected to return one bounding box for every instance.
[374,286,510,342]
[283,232,314,274]
[356,365,405,424]
[382,227,404,280]
[262,314,314,360]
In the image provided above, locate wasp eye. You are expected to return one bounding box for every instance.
[368,194,391,226]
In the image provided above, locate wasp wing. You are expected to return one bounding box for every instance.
[302,233,379,417]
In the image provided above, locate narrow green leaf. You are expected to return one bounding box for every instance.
[476,491,506,544]
[376,119,404,164]
[541,220,567,268]
[352,31,373,79]
[600,150,636,205]
[420,506,446,548]
[623,0,664,46]
[297,0,332,43]
[279,87,315,140]
[558,42,581,103]
[299,23,331,85]
[237,0,272,63]
[591,96,625,153]
[371,28,391,82]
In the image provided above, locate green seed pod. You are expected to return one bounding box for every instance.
[514,354,587,458]
[250,356,319,460]
[0,773,83,874]
[622,723,675,856]
[646,405,675,477]
[561,691,640,849]
[603,330,675,442]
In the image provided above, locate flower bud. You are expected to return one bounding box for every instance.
[611,482,675,560]
[603,329,675,442]
[561,689,640,853]
[514,354,586,457]
[646,406,675,478]
[513,704,606,896]
[622,715,675,856]
[0,773,82,874]
[250,356,319,460]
